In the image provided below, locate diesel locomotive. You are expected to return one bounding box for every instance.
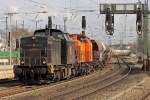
[14,17,111,82]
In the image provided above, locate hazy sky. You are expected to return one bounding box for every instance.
[0,0,149,45]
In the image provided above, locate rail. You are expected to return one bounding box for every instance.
[0,57,132,99]
[141,92,150,100]
[49,56,132,100]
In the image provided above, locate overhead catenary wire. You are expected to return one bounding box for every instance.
[22,0,47,7]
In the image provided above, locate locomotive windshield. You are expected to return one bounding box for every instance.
[34,31,46,37]
[20,36,47,65]
[21,36,47,48]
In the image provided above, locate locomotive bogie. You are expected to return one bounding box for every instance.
[14,62,102,82]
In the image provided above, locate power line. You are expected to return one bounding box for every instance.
[23,0,47,7]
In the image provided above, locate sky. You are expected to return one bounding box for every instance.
[0,0,149,45]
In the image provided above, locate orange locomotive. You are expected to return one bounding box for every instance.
[70,33,108,75]
[70,34,93,63]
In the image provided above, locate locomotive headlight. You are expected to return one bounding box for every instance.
[32,36,36,40]
[42,61,46,64]
[42,58,47,65]
[20,60,24,65]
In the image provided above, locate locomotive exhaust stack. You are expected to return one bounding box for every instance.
[82,16,86,34]
[48,16,52,29]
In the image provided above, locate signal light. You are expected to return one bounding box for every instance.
[8,32,10,47]
[136,7,143,35]
[8,40,10,47]
[105,9,114,36]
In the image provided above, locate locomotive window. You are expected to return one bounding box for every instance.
[21,37,47,48]
[21,38,32,45]
[80,38,87,42]
[66,35,71,39]
[34,32,46,36]
[51,31,65,39]
[64,34,70,40]
[57,34,65,39]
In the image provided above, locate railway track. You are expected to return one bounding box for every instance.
[0,59,115,98]
[0,81,49,98]
[0,57,130,100]
[47,57,131,100]
[141,92,150,100]
[0,79,18,84]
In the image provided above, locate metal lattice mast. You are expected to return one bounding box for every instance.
[99,2,150,70]
[143,0,149,55]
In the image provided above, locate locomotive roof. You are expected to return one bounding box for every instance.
[34,28,63,35]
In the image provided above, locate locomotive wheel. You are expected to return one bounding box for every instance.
[18,75,23,81]
[54,71,62,81]
[71,68,76,77]
[67,68,71,79]
[57,72,61,81]
[75,68,78,77]
[37,69,42,80]
[53,72,57,82]
[82,67,85,75]
[83,67,86,75]
[23,70,27,80]
[85,67,89,75]
[100,62,104,69]
[62,69,65,79]
[30,70,34,81]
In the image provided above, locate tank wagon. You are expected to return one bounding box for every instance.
[113,49,131,56]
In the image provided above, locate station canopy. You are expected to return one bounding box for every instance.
[0,51,19,58]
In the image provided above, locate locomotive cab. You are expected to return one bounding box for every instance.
[14,28,75,82]
[14,29,60,81]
